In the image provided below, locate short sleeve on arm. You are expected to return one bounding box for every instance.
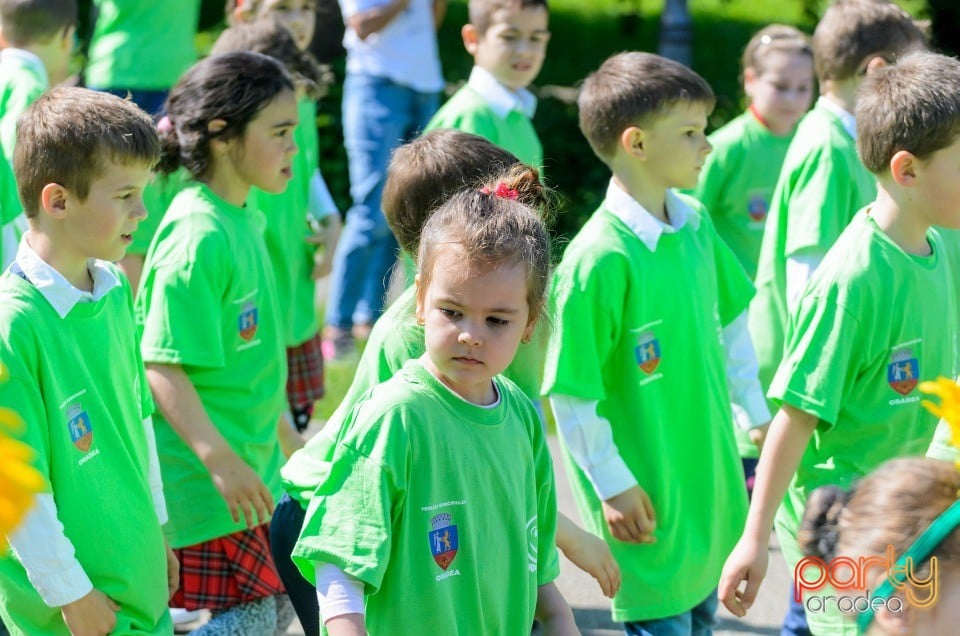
[783,148,858,258]
[529,416,560,585]
[292,402,409,592]
[138,231,229,368]
[707,215,754,326]
[542,251,625,401]
[768,293,862,428]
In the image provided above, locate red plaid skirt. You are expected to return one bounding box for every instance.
[286,332,325,409]
[170,524,285,611]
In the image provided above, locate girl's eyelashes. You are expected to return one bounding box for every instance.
[439,307,460,318]
[487,317,510,327]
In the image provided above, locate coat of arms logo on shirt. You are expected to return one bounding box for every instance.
[238,301,259,341]
[747,194,769,223]
[635,332,661,375]
[887,348,920,396]
[67,402,93,452]
[429,513,459,570]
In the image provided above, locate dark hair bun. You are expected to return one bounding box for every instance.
[799,485,852,561]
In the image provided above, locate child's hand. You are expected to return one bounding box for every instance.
[558,525,621,598]
[306,230,333,279]
[165,542,180,600]
[718,536,768,617]
[749,423,770,452]
[205,449,275,528]
[602,485,656,544]
[60,589,119,636]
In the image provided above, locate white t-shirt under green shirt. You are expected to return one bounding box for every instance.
[0,263,169,635]
[542,187,754,622]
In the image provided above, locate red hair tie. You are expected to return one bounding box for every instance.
[480,182,519,200]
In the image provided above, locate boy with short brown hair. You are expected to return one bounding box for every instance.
[0,86,174,636]
[544,51,770,632]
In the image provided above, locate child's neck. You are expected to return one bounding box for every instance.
[202,169,250,208]
[869,187,931,256]
[27,231,94,292]
[821,82,857,117]
[613,174,669,224]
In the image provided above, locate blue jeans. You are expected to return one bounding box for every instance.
[270,494,319,636]
[324,73,439,331]
[624,590,718,636]
[781,584,812,636]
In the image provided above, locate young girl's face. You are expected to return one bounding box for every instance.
[224,89,299,194]
[253,0,317,51]
[744,50,814,136]
[417,246,535,405]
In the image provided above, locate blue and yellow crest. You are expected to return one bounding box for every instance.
[66,403,92,452]
[428,513,459,571]
[635,332,661,375]
[747,194,769,222]
[888,348,920,396]
[238,302,259,341]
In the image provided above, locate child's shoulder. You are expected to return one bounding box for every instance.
[427,84,498,130]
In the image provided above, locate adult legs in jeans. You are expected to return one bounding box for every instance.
[624,590,718,636]
[325,74,439,339]
[270,494,320,636]
[781,585,812,636]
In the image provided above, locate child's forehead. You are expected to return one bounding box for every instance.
[256,0,312,14]
[484,4,549,30]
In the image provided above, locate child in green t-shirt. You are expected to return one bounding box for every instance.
[690,24,813,494]
[543,51,770,630]
[0,0,76,272]
[749,1,926,397]
[275,128,620,635]
[693,24,813,281]
[0,87,174,636]
[293,167,578,634]
[213,10,342,456]
[720,51,960,635]
[136,52,299,634]
[425,0,550,169]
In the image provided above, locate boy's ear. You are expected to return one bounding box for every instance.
[461,23,480,55]
[863,54,889,76]
[619,126,645,158]
[890,150,918,187]
[40,183,69,218]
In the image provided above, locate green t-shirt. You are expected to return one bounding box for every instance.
[85,0,200,91]
[541,193,753,622]
[0,269,170,635]
[0,154,24,268]
[252,97,321,347]
[131,168,189,256]
[691,110,795,279]
[750,103,877,396]
[292,358,559,634]
[926,228,960,463]
[424,83,543,169]
[769,212,958,635]
[281,284,547,506]
[137,182,287,548]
